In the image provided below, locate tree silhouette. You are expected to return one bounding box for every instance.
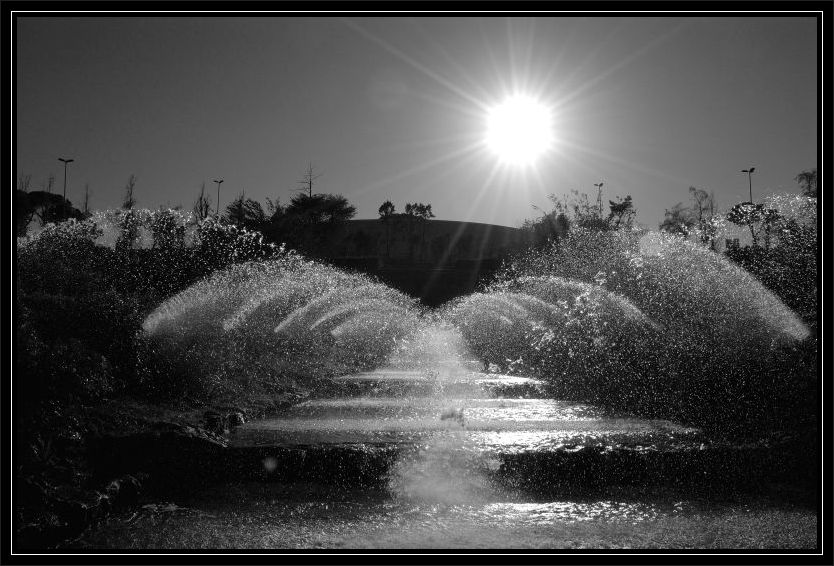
[607,195,635,229]
[727,202,764,246]
[83,184,91,217]
[378,200,396,258]
[268,193,357,256]
[43,173,55,194]
[414,203,434,261]
[689,186,717,249]
[149,209,186,250]
[795,169,817,199]
[18,174,32,193]
[122,174,137,210]
[761,208,781,250]
[286,193,356,224]
[15,190,82,236]
[297,162,323,197]
[194,182,212,221]
[225,191,266,231]
[265,196,285,221]
[548,190,609,231]
[659,202,695,236]
[404,202,435,261]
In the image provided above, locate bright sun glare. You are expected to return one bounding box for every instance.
[485,95,554,166]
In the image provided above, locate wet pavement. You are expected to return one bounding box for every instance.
[229,369,703,452]
[68,482,817,550]
[69,363,818,549]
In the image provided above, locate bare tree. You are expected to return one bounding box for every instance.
[549,190,609,231]
[297,162,322,197]
[44,173,55,194]
[18,174,32,193]
[122,174,137,210]
[689,186,717,248]
[83,184,90,216]
[194,182,212,221]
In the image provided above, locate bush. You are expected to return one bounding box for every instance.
[15,212,289,410]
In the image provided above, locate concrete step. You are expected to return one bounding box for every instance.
[329,370,549,399]
[217,437,805,498]
[221,392,806,497]
[269,397,606,421]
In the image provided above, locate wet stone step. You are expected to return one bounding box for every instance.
[329,371,550,399]
[217,439,800,498]
[228,416,703,449]
[273,397,608,421]
[229,391,700,451]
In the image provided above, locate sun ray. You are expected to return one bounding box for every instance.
[409,89,492,120]
[419,160,505,298]
[554,22,688,110]
[342,18,490,112]
[411,21,496,105]
[354,140,486,198]
[478,20,513,102]
[539,18,629,106]
[557,134,688,187]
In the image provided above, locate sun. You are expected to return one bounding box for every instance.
[485,95,554,166]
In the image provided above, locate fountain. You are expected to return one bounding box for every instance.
[135,226,813,487]
[93,227,817,549]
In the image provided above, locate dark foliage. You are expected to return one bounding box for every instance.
[16,215,283,419]
[16,190,83,236]
[261,193,356,257]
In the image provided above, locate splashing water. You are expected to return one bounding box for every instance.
[442,228,812,429]
[329,319,501,504]
[140,257,424,396]
[388,436,501,506]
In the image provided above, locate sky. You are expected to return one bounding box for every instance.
[16,15,818,228]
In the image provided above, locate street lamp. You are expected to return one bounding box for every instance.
[58,157,74,202]
[594,182,604,215]
[213,179,224,218]
[741,167,756,202]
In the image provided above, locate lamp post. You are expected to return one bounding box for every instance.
[741,167,756,202]
[213,179,224,218]
[594,182,604,216]
[58,157,74,202]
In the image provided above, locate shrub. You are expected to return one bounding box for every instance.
[15,212,289,408]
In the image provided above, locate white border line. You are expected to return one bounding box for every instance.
[9,8,826,558]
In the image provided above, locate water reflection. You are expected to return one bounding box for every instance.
[70,485,817,550]
[478,501,661,525]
